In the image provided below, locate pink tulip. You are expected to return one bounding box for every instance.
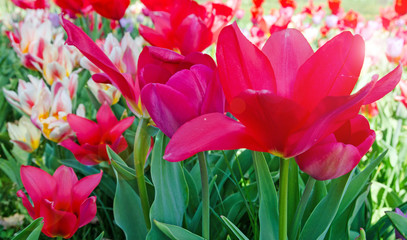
[12,0,49,9]
[17,165,102,239]
[60,103,134,165]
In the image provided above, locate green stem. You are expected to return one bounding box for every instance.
[291,177,316,239]
[279,158,289,240]
[198,152,210,240]
[134,117,151,229]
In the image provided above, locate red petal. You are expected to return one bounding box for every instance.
[216,22,276,102]
[60,139,101,166]
[96,103,119,131]
[164,113,267,162]
[78,196,97,228]
[40,199,78,239]
[107,116,135,142]
[52,166,78,212]
[67,114,101,145]
[20,166,56,207]
[262,28,313,98]
[17,190,36,219]
[293,31,365,111]
[176,14,213,55]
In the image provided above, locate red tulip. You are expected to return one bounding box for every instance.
[141,0,174,12]
[12,0,49,9]
[88,0,130,20]
[360,102,379,118]
[141,63,225,138]
[279,0,296,9]
[328,0,341,15]
[296,115,375,180]
[60,103,134,165]
[163,23,401,162]
[396,80,407,108]
[342,10,359,30]
[53,0,91,16]
[395,0,407,16]
[139,0,240,55]
[17,165,102,239]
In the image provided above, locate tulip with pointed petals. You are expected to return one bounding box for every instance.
[139,0,240,55]
[164,23,402,167]
[60,103,134,165]
[53,0,91,16]
[88,0,130,20]
[17,165,102,239]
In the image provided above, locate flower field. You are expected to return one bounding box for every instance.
[1,0,407,239]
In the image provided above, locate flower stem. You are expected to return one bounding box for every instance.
[291,177,316,239]
[197,152,210,239]
[134,117,151,229]
[279,158,289,240]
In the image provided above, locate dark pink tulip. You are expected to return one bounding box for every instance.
[139,0,240,55]
[141,64,224,138]
[17,165,102,239]
[60,103,134,165]
[88,0,130,20]
[295,115,375,180]
[164,23,402,163]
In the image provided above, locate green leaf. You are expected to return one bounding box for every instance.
[386,212,407,238]
[338,151,387,216]
[110,148,148,240]
[220,216,249,240]
[154,220,205,240]
[252,151,278,240]
[146,132,189,240]
[299,172,353,240]
[12,218,43,240]
[95,232,104,240]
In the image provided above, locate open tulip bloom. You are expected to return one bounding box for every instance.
[164,22,402,180]
[17,165,102,239]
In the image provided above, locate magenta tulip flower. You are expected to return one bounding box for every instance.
[164,23,401,169]
[141,63,225,138]
[60,103,134,165]
[17,165,102,239]
[295,115,375,180]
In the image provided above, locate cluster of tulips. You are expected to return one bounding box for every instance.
[2,0,407,239]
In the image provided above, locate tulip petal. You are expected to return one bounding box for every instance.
[293,31,365,111]
[96,103,119,131]
[107,116,135,141]
[40,199,78,239]
[164,113,266,162]
[176,14,212,55]
[141,83,198,138]
[78,196,97,228]
[67,114,101,145]
[60,139,101,165]
[216,22,276,101]
[72,171,103,210]
[20,165,56,206]
[16,190,36,218]
[53,166,78,211]
[262,28,313,98]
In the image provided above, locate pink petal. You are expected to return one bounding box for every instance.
[164,113,267,162]
[72,171,103,211]
[107,116,135,141]
[176,14,212,55]
[293,31,365,111]
[141,83,198,138]
[78,196,97,228]
[20,166,56,207]
[60,138,101,166]
[40,199,78,239]
[67,114,101,145]
[262,28,313,98]
[16,190,36,219]
[216,22,276,102]
[96,103,119,131]
[52,166,78,211]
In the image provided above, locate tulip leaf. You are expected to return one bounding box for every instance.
[95,232,104,240]
[154,220,205,240]
[299,171,353,240]
[220,215,249,240]
[146,132,189,240]
[386,212,407,238]
[12,217,43,240]
[111,150,148,240]
[337,151,387,216]
[252,151,278,240]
